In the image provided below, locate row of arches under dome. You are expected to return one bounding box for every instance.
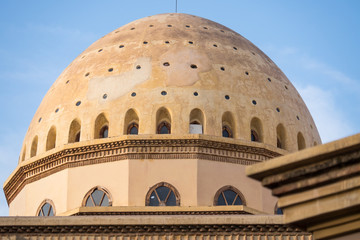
[23,108,313,161]
[36,182,283,216]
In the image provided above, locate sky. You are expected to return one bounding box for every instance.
[0,0,359,216]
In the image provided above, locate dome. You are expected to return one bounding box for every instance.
[5,13,321,216]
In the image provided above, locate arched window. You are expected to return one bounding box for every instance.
[124,109,139,135]
[222,111,235,138]
[297,132,306,150]
[82,186,112,207]
[37,199,55,216]
[75,132,81,142]
[127,122,139,135]
[157,121,171,134]
[156,107,171,134]
[68,119,81,143]
[274,203,283,215]
[145,182,180,206]
[250,117,263,142]
[276,123,286,149]
[251,129,259,142]
[95,113,109,139]
[30,136,38,157]
[100,125,109,138]
[189,108,204,134]
[214,186,246,206]
[277,138,282,149]
[222,125,232,138]
[46,126,56,151]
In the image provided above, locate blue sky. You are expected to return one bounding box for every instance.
[0,0,359,216]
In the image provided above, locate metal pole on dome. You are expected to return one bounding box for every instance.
[175,0,178,13]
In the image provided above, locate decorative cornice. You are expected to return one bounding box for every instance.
[4,137,281,205]
[0,223,309,235]
[0,215,310,237]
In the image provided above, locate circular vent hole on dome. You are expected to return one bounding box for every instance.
[296,115,300,120]
[252,100,257,105]
[103,94,107,99]
[143,41,148,44]
[81,55,86,59]
[165,41,170,44]
[213,44,218,47]
[76,101,81,106]
[167,24,172,27]
[55,108,59,113]
[115,31,119,33]
[188,41,193,44]
[98,49,103,52]
[203,27,208,30]
[245,71,249,76]
[285,85,288,90]
[193,92,198,96]
[149,24,154,27]
[66,80,70,84]
[108,68,113,72]
[220,67,225,71]
[276,107,280,112]
[119,45,124,48]
[252,52,256,55]
[220,30,225,33]
[225,95,230,100]
[130,27,135,30]
[161,91,167,96]
[190,64,198,69]
[38,117,42,123]
[267,78,271,82]
[85,72,90,77]
[131,92,136,97]
[136,65,141,69]
[185,25,190,28]
[310,124,313,129]
[163,62,170,67]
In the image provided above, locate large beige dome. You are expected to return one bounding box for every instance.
[21,13,319,159]
[5,13,320,216]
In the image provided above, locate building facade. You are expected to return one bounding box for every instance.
[2,13,324,239]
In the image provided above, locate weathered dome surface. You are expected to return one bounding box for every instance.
[19,13,320,162]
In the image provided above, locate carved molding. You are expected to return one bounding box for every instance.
[4,138,281,204]
[0,223,309,236]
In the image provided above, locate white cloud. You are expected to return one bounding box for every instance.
[299,56,358,88]
[297,85,353,143]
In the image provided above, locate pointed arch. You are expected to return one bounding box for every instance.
[36,199,55,216]
[46,126,56,151]
[82,186,112,207]
[222,111,235,138]
[276,123,286,149]
[30,136,38,157]
[95,113,109,139]
[297,132,306,150]
[156,107,171,134]
[68,119,81,143]
[145,182,180,206]
[214,185,246,206]
[250,117,263,142]
[124,109,139,135]
[189,108,204,134]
